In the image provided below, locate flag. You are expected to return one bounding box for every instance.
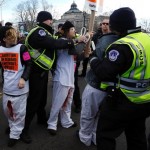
[84,0,97,11]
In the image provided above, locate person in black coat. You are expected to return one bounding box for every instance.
[55,23,64,38]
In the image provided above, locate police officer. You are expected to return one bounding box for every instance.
[21,11,76,143]
[55,23,64,38]
[90,7,150,150]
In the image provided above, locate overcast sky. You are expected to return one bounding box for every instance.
[1,0,149,24]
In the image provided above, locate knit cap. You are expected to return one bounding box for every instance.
[0,26,13,43]
[58,23,63,29]
[109,7,136,32]
[37,11,52,23]
[62,21,74,31]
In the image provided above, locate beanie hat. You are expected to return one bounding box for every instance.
[37,11,52,23]
[0,26,12,43]
[5,22,13,27]
[58,23,63,29]
[109,7,136,32]
[62,21,74,31]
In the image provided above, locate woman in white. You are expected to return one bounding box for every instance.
[0,27,31,147]
[47,21,87,135]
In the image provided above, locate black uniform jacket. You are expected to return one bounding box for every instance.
[27,23,75,72]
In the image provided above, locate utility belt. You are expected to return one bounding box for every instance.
[106,85,118,96]
[102,78,150,104]
[102,78,150,92]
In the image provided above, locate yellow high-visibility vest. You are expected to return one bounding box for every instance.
[100,32,150,103]
[25,26,56,70]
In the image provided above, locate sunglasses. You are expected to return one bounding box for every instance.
[102,23,109,25]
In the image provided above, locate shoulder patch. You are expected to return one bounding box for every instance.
[38,30,46,36]
[108,50,119,61]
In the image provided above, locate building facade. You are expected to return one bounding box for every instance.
[53,1,109,34]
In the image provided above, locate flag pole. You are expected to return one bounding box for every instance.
[85,10,95,52]
[88,10,96,34]
[84,0,104,53]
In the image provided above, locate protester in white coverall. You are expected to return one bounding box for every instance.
[47,20,90,135]
[0,27,31,147]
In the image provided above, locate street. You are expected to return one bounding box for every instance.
[0,69,150,150]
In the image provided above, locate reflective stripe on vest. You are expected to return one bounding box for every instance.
[119,77,150,92]
[25,26,55,70]
[100,32,150,103]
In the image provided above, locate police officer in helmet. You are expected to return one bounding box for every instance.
[90,7,150,150]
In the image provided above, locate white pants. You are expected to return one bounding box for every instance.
[3,93,27,139]
[79,84,107,146]
[47,81,74,130]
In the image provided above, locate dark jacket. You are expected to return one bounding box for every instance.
[86,33,119,89]
[92,28,103,45]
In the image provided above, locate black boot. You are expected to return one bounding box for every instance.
[8,138,18,147]
[20,129,32,144]
[48,129,57,136]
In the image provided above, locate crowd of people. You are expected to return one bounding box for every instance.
[0,6,150,150]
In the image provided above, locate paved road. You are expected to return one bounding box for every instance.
[0,68,150,150]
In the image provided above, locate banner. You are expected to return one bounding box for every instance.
[18,22,27,36]
[84,0,97,11]
[0,53,19,71]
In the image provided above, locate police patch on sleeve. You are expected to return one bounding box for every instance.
[38,30,46,36]
[108,50,119,61]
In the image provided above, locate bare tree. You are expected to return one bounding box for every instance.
[15,0,38,31]
[0,0,5,6]
[40,0,60,19]
[15,0,61,32]
[0,0,8,22]
[51,7,60,20]
[41,0,50,11]
[139,19,150,32]
[25,0,38,29]
[15,3,26,22]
